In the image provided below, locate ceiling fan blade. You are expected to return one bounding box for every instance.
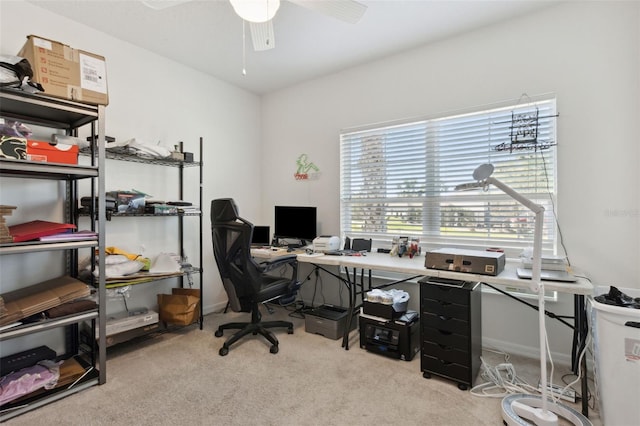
[288,0,367,24]
[250,21,276,51]
[141,0,193,10]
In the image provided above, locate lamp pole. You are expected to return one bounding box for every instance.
[460,164,591,426]
[483,177,552,420]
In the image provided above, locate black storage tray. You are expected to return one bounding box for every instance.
[421,340,468,365]
[420,298,469,321]
[421,312,468,335]
[422,354,470,382]
[421,285,469,305]
[306,305,348,321]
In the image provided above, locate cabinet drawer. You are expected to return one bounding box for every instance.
[422,327,469,351]
[422,354,469,382]
[421,298,469,321]
[422,312,468,335]
[422,340,468,365]
[421,284,469,305]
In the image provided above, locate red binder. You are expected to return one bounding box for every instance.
[8,220,76,243]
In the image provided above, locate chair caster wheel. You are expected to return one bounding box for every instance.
[457,383,468,391]
[270,345,279,354]
[215,329,223,337]
[219,347,229,356]
[287,328,294,334]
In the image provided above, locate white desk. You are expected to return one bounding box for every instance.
[256,250,592,292]
[253,250,592,310]
[252,248,593,416]
[295,251,593,294]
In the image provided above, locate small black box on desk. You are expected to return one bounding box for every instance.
[362,301,405,320]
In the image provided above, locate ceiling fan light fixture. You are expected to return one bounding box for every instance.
[230,0,280,23]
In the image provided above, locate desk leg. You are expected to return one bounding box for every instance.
[575,294,589,417]
[342,267,354,350]
[341,266,367,350]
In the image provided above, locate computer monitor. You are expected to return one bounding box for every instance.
[251,225,271,247]
[274,206,317,245]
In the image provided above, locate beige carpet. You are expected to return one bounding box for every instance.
[4,305,601,425]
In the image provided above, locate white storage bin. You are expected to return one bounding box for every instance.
[589,286,640,426]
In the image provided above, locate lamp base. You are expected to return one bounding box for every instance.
[501,394,592,426]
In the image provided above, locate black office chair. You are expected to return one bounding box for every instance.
[211,198,301,356]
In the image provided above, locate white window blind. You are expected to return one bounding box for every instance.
[340,98,558,258]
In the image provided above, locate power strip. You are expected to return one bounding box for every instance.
[537,382,577,402]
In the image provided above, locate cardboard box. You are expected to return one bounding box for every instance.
[0,275,90,326]
[26,140,78,164]
[157,288,200,326]
[18,35,108,105]
[96,310,159,338]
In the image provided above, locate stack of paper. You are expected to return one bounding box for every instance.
[0,205,17,243]
[0,276,90,326]
[39,230,98,242]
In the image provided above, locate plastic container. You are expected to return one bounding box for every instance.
[589,286,640,426]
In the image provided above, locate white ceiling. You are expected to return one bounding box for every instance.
[28,0,559,95]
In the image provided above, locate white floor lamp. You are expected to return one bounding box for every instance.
[457,164,591,426]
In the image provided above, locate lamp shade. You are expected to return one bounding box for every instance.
[230,0,281,23]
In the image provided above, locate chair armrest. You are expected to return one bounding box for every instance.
[259,254,297,273]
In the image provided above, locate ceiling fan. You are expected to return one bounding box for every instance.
[142,0,367,51]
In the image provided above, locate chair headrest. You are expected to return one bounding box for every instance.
[211,198,239,223]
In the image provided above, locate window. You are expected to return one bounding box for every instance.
[340,97,558,258]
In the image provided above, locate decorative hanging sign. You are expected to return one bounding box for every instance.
[494,105,559,153]
[294,154,320,180]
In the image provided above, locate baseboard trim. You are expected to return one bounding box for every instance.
[483,337,573,367]
[203,301,229,315]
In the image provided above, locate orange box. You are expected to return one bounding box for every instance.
[26,140,78,164]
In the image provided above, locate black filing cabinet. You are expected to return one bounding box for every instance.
[419,277,481,390]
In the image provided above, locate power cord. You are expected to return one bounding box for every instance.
[539,149,571,268]
[470,356,539,398]
[311,268,326,307]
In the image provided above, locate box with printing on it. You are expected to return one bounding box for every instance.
[18,35,108,105]
[0,136,27,160]
[26,140,78,164]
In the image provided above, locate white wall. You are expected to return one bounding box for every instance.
[0,1,262,324]
[261,1,640,361]
[2,0,638,363]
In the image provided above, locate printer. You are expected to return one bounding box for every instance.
[313,236,341,253]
